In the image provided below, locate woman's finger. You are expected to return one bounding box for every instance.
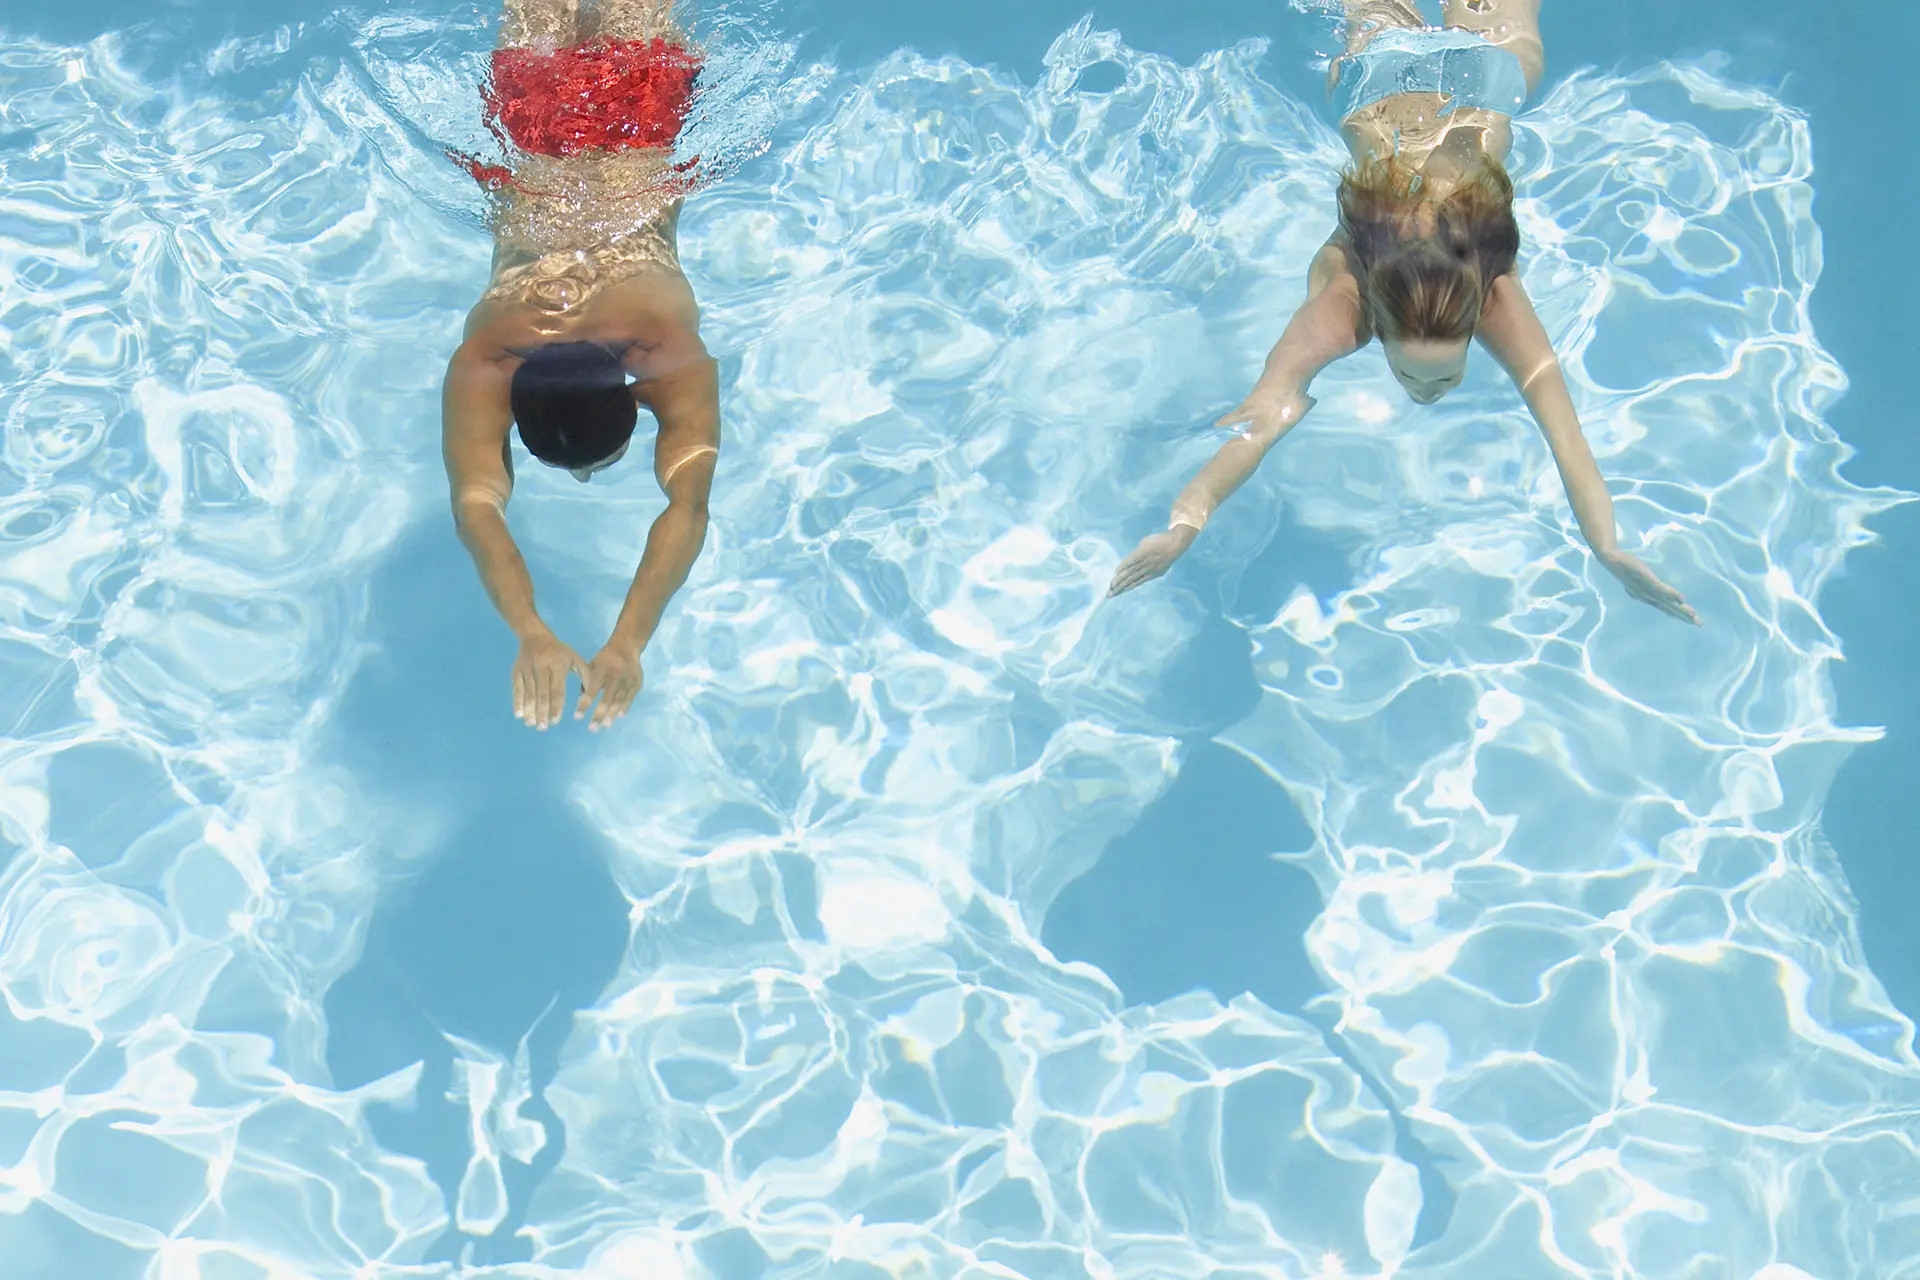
[576,667,597,720]
[513,664,529,723]
[1608,558,1699,624]
[1638,577,1698,624]
[1111,559,1158,596]
[1642,576,1689,614]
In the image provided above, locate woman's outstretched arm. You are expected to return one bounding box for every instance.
[1109,246,1366,596]
[1476,274,1700,624]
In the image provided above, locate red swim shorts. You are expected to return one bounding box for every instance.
[483,36,701,157]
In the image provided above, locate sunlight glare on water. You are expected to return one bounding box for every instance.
[0,4,1916,1279]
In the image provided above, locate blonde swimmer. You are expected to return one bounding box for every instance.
[1109,0,1697,624]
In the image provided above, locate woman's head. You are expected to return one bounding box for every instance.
[509,341,637,481]
[1337,155,1519,402]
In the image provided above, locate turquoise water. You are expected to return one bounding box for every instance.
[2,2,1918,1278]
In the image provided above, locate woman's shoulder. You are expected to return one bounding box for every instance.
[1307,234,1360,297]
[1480,269,1530,317]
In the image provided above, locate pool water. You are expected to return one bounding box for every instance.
[1,2,1916,1278]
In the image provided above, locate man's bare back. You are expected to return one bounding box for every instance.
[442,0,722,732]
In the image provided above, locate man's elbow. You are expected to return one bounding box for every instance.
[451,488,508,538]
[667,494,711,539]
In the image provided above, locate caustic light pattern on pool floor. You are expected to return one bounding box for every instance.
[0,13,1915,1280]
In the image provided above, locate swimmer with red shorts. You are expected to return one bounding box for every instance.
[443,0,720,733]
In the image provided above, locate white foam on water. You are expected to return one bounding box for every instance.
[1,11,1915,1280]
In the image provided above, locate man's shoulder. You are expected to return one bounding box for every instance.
[447,335,518,379]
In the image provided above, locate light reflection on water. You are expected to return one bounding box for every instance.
[0,8,1914,1279]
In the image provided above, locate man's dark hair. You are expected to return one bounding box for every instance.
[509,342,637,469]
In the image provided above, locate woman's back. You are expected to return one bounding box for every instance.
[1334,0,1543,186]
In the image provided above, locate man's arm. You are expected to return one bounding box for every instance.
[443,347,546,640]
[444,345,587,726]
[575,351,719,728]
[610,353,719,655]
[1477,275,1699,623]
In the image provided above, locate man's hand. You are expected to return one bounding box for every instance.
[1598,548,1700,625]
[513,630,587,729]
[1109,524,1200,597]
[577,642,645,731]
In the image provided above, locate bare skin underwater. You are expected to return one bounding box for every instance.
[442,0,723,732]
[1110,0,1699,626]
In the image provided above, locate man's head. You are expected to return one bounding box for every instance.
[510,341,637,481]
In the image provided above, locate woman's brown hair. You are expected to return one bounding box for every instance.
[1337,154,1519,343]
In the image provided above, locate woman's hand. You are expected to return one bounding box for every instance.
[1598,548,1701,625]
[1109,524,1200,597]
[577,642,645,731]
[1216,387,1315,444]
[513,630,588,729]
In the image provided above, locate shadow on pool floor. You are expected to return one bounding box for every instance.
[320,523,629,1266]
[1043,506,1464,1253]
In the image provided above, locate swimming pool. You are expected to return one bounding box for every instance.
[2,1,1916,1277]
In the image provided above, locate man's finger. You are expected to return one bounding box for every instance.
[590,683,622,731]
[607,680,639,728]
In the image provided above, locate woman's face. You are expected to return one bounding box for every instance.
[1383,337,1469,404]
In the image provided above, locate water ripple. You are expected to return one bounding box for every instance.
[0,12,1914,1280]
